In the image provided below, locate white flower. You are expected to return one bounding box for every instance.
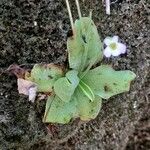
[103,36,127,58]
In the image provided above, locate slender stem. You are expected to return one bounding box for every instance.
[75,0,82,19]
[89,10,92,18]
[65,0,74,31]
[105,0,110,15]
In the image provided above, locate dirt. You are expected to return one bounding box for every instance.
[0,0,149,150]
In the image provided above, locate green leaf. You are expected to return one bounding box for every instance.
[66,70,79,86]
[67,17,103,72]
[82,65,136,99]
[43,88,102,124]
[75,88,102,121]
[54,70,79,102]
[78,17,103,71]
[43,95,78,124]
[78,80,95,102]
[26,64,64,92]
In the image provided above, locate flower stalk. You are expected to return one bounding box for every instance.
[65,0,74,31]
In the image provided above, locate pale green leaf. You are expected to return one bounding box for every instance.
[75,88,102,121]
[67,25,84,71]
[54,70,79,102]
[26,64,64,92]
[43,95,78,124]
[77,17,103,71]
[43,88,102,124]
[82,65,136,99]
[67,17,103,72]
[66,70,79,86]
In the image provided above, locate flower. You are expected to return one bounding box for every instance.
[103,36,127,57]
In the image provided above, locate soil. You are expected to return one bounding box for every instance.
[0,0,149,150]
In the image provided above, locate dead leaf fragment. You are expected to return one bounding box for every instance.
[28,86,37,103]
[7,64,28,78]
[17,78,37,102]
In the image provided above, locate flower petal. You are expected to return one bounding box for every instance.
[103,47,112,57]
[111,51,121,56]
[103,35,127,57]
[112,36,119,42]
[104,37,112,46]
[111,45,121,56]
[118,43,126,54]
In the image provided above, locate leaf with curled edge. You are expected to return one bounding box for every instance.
[78,80,95,102]
[54,70,79,102]
[26,64,64,93]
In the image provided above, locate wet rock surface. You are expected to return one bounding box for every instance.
[0,0,149,149]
